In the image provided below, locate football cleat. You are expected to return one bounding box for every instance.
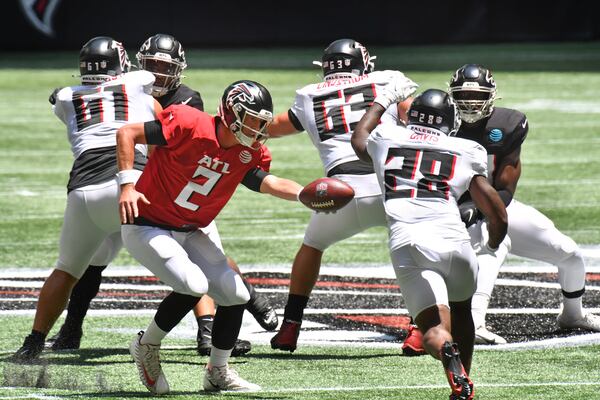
[198,339,252,357]
[196,318,252,356]
[203,365,260,392]
[402,325,427,356]
[474,325,507,345]
[270,319,301,352]
[246,294,279,331]
[557,312,600,332]
[47,323,83,351]
[442,342,474,400]
[12,334,45,362]
[129,331,169,395]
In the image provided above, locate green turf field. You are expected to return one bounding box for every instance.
[1,42,600,399]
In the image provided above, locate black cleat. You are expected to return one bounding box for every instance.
[47,323,83,351]
[196,317,252,357]
[442,342,474,400]
[246,294,278,331]
[12,334,45,362]
[198,338,252,357]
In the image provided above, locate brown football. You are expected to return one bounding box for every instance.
[298,177,355,213]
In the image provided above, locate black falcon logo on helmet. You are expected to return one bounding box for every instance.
[19,0,62,37]
[226,83,256,106]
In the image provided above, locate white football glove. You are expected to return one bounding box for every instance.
[374,73,419,110]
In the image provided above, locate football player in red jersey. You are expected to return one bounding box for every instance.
[117,80,303,394]
[50,33,276,357]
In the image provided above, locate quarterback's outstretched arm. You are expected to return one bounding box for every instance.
[260,174,303,201]
[469,175,508,249]
[352,103,386,163]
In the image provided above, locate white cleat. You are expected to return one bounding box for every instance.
[474,326,507,345]
[557,313,600,332]
[203,365,261,392]
[129,331,170,395]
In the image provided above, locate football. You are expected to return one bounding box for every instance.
[298,177,355,213]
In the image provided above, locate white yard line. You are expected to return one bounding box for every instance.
[2,381,600,398]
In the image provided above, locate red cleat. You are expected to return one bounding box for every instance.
[270,319,301,352]
[442,341,474,400]
[402,325,426,356]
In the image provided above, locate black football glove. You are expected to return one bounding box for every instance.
[49,87,61,105]
[458,200,482,228]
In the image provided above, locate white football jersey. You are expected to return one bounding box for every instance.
[53,70,156,159]
[291,70,415,174]
[367,124,488,252]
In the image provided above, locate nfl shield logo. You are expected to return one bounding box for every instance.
[316,182,328,197]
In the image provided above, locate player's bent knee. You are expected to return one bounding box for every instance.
[214,273,250,306]
[163,257,209,297]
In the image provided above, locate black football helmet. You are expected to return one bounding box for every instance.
[79,36,131,85]
[318,38,375,80]
[407,89,461,136]
[448,64,497,124]
[137,34,187,97]
[217,80,273,148]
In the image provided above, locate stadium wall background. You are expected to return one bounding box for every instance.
[5,0,600,51]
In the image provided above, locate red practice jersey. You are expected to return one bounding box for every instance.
[135,105,271,229]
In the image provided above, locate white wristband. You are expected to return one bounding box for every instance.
[484,242,499,253]
[117,169,139,186]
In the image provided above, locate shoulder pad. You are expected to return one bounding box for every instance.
[483,107,528,155]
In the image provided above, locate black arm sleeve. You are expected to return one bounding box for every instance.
[144,120,167,145]
[497,189,514,206]
[288,109,304,131]
[241,168,270,192]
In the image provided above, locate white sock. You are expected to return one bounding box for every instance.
[471,250,505,329]
[562,297,584,320]
[209,347,233,368]
[140,319,168,345]
[471,292,491,329]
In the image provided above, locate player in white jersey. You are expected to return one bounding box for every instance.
[352,88,508,400]
[12,36,161,362]
[268,39,418,352]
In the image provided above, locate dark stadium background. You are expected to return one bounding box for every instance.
[5,0,600,51]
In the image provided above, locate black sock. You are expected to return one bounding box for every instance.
[284,294,309,322]
[197,314,214,326]
[30,329,47,342]
[154,292,201,332]
[64,265,107,328]
[211,304,245,350]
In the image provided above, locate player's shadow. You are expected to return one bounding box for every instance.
[242,351,395,361]
[2,347,204,367]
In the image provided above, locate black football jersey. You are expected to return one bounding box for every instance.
[456,107,528,179]
[158,84,204,111]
